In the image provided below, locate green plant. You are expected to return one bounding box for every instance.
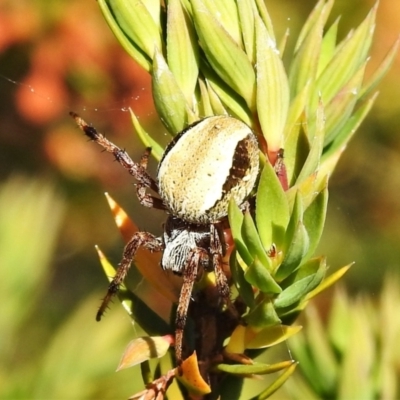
[0,176,144,399]
[86,0,398,398]
[284,276,400,399]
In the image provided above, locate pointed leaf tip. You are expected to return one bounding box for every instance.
[176,352,211,395]
[117,336,172,371]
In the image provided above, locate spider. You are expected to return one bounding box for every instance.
[70,112,259,364]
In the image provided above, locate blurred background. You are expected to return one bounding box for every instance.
[0,0,399,398]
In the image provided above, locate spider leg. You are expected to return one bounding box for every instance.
[136,183,165,209]
[96,231,163,321]
[70,112,165,210]
[135,147,165,208]
[210,224,237,317]
[174,247,207,365]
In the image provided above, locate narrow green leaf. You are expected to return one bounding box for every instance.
[284,89,311,186]
[201,0,242,47]
[317,17,340,77]
[245,257,281,294]
[288,1,325,98]
[246,324,303,349]
[129,108,164,162]
[275,276,315,309]
[255,14,289,151]
[228,198,253,267]
[289,256,327,287]
[359,37,400,100]
[338,305,375,399]
[245,295,281,328]
[141,0,161,27]
[284,79,311,141]
[215,360,294,375]
[152,48,193,134]
[306,263,352,300]
[296,100,324,184]
[294,0,333,53]
[191,0,256,109]
[276,222,310,282]
[225,324,247,354]
[198,78,214,116]
[288,331,328,394]
[311,3,377,106]
[283,126,302,188]
[167,0,199,106]
[254,0,275,42]
[179,0,192,16]
[256,163,290,250]
[286,172,318,213]
[238,0,256,63]
[250,361,298,400]
[327,288,353,353]
[206,81,228,116]
[303,186,328,260]
[278,28,290,58]
[98,0,152,71]
[303,305,339,391]
[201,60,252,124]
[275,257,326,308]
[106,0,163,59]
[321,92,378,165]
[277,191,304,260]
[242,211,272,271]
[286,329,314,376]
[228,197,244,238]
[230,250,255,307]
[323,62,366,146]
[285,191,304,245]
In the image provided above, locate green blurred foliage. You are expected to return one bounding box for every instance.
[278,276,400,399]
[0,176,151,399]
[0,0,399,399]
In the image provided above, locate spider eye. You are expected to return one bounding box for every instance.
[157,116,259,224]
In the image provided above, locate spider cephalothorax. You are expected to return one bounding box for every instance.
[71,112,259,363]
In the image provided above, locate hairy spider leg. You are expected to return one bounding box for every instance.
[210,224,230,302]
[174,225,234,365]
[135,147,164,208]
[96,231,163,321]
[70,112,165,210]
[174,247,208,365]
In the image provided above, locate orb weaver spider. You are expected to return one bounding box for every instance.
[70,112,259,364]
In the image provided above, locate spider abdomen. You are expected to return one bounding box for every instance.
[157,116,259,224]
